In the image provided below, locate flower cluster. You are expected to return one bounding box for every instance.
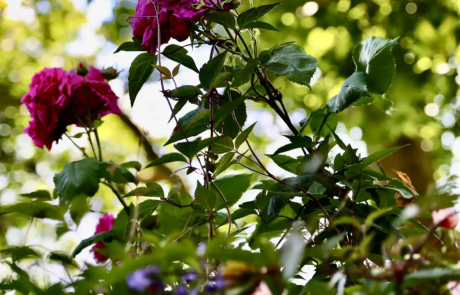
[126,265,165,293]
[131,0,230,54]
[92,213,115,263]
[22,65,121,150]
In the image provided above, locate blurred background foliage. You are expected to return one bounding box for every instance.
[0,0,459,264]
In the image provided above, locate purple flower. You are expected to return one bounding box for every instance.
[182,270,198,283]
[126,265,161,292]
[175,285,189,295]
[204,273,227,293]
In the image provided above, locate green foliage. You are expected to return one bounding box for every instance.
[260,44,318,87]
[128,53,157,106]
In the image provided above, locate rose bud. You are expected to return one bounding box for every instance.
[76,62,90,76]
[432,208,459,229]
[101,66,120,81]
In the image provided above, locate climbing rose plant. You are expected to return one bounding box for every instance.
[3,1,460,295]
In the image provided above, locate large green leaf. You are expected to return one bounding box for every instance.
[212,174,253,210]
[205,11,236,29]
[215,92,247,139]
[0,247,39,262]
[345,145,408,177]
[145,153,188,168]
[100,161,136,184]
[237,2,282,29]
[20,190,52,200]
[174,137,222,159]
[260,44,318,87]
[165,108,211,145]
[114,41,145,53]
[235,122,256,149]
[199,51,228,89]
[71,230,114,258]
[268,154,298,174]
[162,45,198,72]
[213,152,235,178]
[194,181,216,211]
[157,194,193,234]
[281,232,305,281]
[327,72,369,113]
[352,36,398,94]
[210,136,234,154]
[273,135,316,155]
[54,158,101,205]
[232,59,259,87]
[123,182,164,198]
[128,53,157,106]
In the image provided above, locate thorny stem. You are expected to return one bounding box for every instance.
[210,181,231,237]
[64,133,89,157]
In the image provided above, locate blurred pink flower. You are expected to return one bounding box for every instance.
[250,282,272,295]
[21,68,71,150]
[432,208,459,229]
[92,213,115,263]
[448,281,460,295]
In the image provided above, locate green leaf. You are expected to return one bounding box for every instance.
[163,44,199,72]
[128,53,157,106]
[237,2,282,29]
[281,232,305,281]
[121,161,142,171]
[273,135,316,155]
[268,154,298,174]
[194,181,216,210]
[145,153,188,168]
[157,194,193,234]
[165,108,211,145]
[48,252,79,269]
[199,51,228,89]
[71,231,114,258]
[54,158,101,205]
[213,95,247,126]
[216,91,248,138]
[387,179,419,198]
[352,36,398,94]
[169,100,187,123]
[212,174,253,210]
[114,41,145,53]
[217,208,256,227]
[244,21,278,31]
[308,181,326,195]
[327,72,369,113]
[100,161,136,184]
[0,247,39,262]
[213,152,235,178]
[345,145,408,177]
[123,182,164,198]
[210,137,234,154]
[235,122,256,149]
[136,199,160,220]
[153,65,171,77]
[174,137,222,159]
[205,11,236,29]
[232,59,259,87]
[56,223,70,238]
[260,44,318,87]
[20,190,52,200]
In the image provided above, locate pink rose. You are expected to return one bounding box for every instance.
[432,208,459,229]
[92,213,115,263]
[68,66,122,122]
[21,68,71,150]
[131,0,230,54]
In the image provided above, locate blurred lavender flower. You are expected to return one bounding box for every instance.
[175,285,189,295]
[182,269,198,283]
[197,242,207,257]
[204,273,227,293]
[126,265,161,292]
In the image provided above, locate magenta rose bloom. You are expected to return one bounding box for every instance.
[68,66,122,122]
[21,68,71,150]
[131,0,229,54]
[92,213,115,263]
